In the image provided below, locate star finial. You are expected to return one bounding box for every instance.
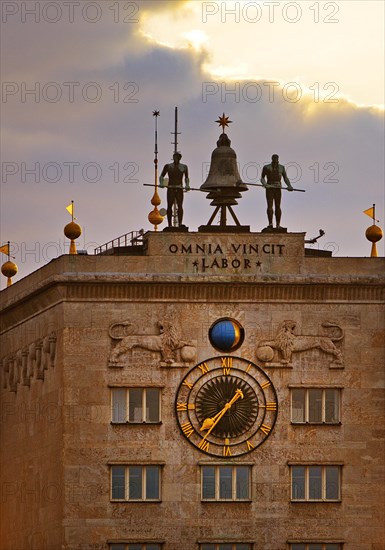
[153,110,160,117]
[215,113,232,133]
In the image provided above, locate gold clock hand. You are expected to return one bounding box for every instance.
[200,389,244,435]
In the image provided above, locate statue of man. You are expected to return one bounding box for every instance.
[261,154,293,229]
[159,152,190,227]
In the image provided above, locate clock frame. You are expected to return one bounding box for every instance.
[175,356,278,457]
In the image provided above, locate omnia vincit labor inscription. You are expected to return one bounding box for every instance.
[167,241,287,271]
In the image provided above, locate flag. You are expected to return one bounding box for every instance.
[66,203,74,216]
[0,243,9,256]
[363,207,379,222]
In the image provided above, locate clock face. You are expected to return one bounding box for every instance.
[175,356,278,457]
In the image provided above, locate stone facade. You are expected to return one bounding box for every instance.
[1,231,384,550]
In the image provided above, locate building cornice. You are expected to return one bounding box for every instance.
[1,274,384,335]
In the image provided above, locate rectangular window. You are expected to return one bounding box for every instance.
[201,466,251,501]
[200,545,251,550]
[111,388,160,423]
[291,465,341,502]
[110,465,161,501]
[291,388,340,424]
[290,545,342,550]
[109,545,162,550]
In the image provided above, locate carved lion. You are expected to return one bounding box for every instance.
[108,320,194,365]
[258,320,344,364]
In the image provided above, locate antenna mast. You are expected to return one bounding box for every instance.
[172,106,181,154]
[171,107,181,226]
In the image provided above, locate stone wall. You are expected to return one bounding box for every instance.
[1,232,384,550]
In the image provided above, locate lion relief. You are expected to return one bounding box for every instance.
[256,320,344,365]
[108,319,196,366]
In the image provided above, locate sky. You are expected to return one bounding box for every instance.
[0,0,384,288]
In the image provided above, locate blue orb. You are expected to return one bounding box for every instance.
[209,318,244,352]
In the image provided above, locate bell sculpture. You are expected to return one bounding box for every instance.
[199,114,249,232]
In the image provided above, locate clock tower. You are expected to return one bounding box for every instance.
[1,118,384,550]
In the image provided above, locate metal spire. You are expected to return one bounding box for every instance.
[148,110,163,231]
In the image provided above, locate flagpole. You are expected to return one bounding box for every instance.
[64,200,81,254]
[171,106,181,226]
[1,241,18,287]
[364,202,383,257]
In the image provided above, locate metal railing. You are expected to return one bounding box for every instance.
[94,229,144,255]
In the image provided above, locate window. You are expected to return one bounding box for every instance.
[109,545,162,550]
[290,544,342,550]
[111,388,160,423]
[108,542,161,550]
[201,466,251,501]
[201,544,251,550]
[291,465,341,501]
[110,465,161,501]
[291,388,340,424]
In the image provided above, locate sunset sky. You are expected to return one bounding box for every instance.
[1,0,384,288]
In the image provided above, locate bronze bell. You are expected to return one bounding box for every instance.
[199,132,249,231]
[201,133,248,193]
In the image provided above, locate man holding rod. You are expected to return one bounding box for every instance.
[159,152,190,227]
[261,154,293,229]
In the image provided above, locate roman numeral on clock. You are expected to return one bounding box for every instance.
[198,439,210,452]
[181,422,194,438]
[223,439,232,456]
[221,356,232,375]
[260,402,277,411]
[198,362,209,374]
[177,402,195,411]
[260,424,271,435]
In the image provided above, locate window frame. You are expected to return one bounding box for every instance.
[108,544,163,550]
[110,386,162,424]
[290,387,341,424]
[110,464,162,502]
[201,464,251,502]
[290,464,342,502]
[199,544,253,550]
[288,543,343,550]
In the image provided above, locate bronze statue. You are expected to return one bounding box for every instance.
[261,154,293,229]
[160,152,190,227]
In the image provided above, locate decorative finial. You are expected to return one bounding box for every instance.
[215,113,232,134]
[364,204,383,257]
[64,201,82,254]
[1,241,18,287]
[148,110,164,231]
